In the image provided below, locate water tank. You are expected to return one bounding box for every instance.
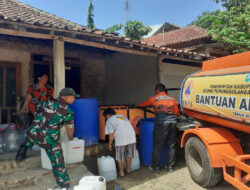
[139,118,167,166]
[70,98,99,147]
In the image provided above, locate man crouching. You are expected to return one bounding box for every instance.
[16,88,77,190]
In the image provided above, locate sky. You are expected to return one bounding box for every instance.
[18,0,222,30]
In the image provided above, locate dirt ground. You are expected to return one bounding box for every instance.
[84,147,236,190]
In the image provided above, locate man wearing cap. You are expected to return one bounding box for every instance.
[16,88,77,190]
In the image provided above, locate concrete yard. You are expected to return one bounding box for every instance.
[0,145,236,190]
[84,145,236,190]
[0,150,92,190]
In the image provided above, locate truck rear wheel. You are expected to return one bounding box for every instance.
[185,137,222,187]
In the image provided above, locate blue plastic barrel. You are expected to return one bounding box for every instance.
[70,98,99,147]
[139,118,167,166]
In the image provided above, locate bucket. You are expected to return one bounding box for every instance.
[97,156,117,182]
[70,98,99,147]
[139,118,167,166]
[77,176,106,190]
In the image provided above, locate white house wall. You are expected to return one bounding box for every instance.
[160,62,201,102]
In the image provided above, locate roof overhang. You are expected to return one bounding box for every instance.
[0,20,214,63]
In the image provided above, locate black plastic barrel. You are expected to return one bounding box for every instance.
[70,98,99,146]
[139,118,167,166]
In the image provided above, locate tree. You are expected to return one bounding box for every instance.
[105,24,123,34]
[124,21,152,40]
[105,21,152,41]
[87,0,95,30]
[214,0,249,13]
[199,5,250,53]
[189,10,221,29]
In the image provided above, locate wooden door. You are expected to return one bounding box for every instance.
[0,63,20,124]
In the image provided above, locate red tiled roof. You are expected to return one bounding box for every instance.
[0,0,214,60]
[0,0,86,31]
[143,25,209,47]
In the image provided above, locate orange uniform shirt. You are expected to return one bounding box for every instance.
[139,92,179,124]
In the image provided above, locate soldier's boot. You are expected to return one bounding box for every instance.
[15,144,28,162]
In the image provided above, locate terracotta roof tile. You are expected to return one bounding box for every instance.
[143,25,209,47]
[0,0,213,60]
[0,0,86,31]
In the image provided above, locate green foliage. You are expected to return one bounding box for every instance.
[199,5,250,53]
[105,21,152,40]
[214,0,249,13]
[189,10,221,29]
[124,20,152,40]
[87,0,95,30]
[105,24,123,34]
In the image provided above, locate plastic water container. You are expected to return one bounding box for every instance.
[41,148,53,169]
[0,132,4,154]
[41,142,66,169]
[124,149,140,171]
[76,176,106,190]
[62,138,84,164]
[70,98,99,147]
[41,138,84,169]
[131,149,140,171]
[139,118,167,166]
[3,127,23,152]
[0,124,9,132]
[32,145,41,151]
[97,156,117,182]
[74,185,94,190]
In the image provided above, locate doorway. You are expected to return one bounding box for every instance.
[65,64,81,94]
[0,63,20,124]
[33,63,81,95]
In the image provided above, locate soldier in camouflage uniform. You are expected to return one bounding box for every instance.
[16,88,77,190]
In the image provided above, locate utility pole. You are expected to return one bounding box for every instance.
[125,0,130,22]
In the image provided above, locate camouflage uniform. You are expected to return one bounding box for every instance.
[24,97,74,187]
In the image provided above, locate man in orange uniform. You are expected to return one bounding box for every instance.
[138,83,179,173]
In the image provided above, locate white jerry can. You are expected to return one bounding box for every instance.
[131,149,140,171]
[41,138,84,169]
[62,138,84,164]
[97,156,117,182]
[124,149,140,171]
[74,176,106,190]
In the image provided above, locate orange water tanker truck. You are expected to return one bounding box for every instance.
[180,51,250,189]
